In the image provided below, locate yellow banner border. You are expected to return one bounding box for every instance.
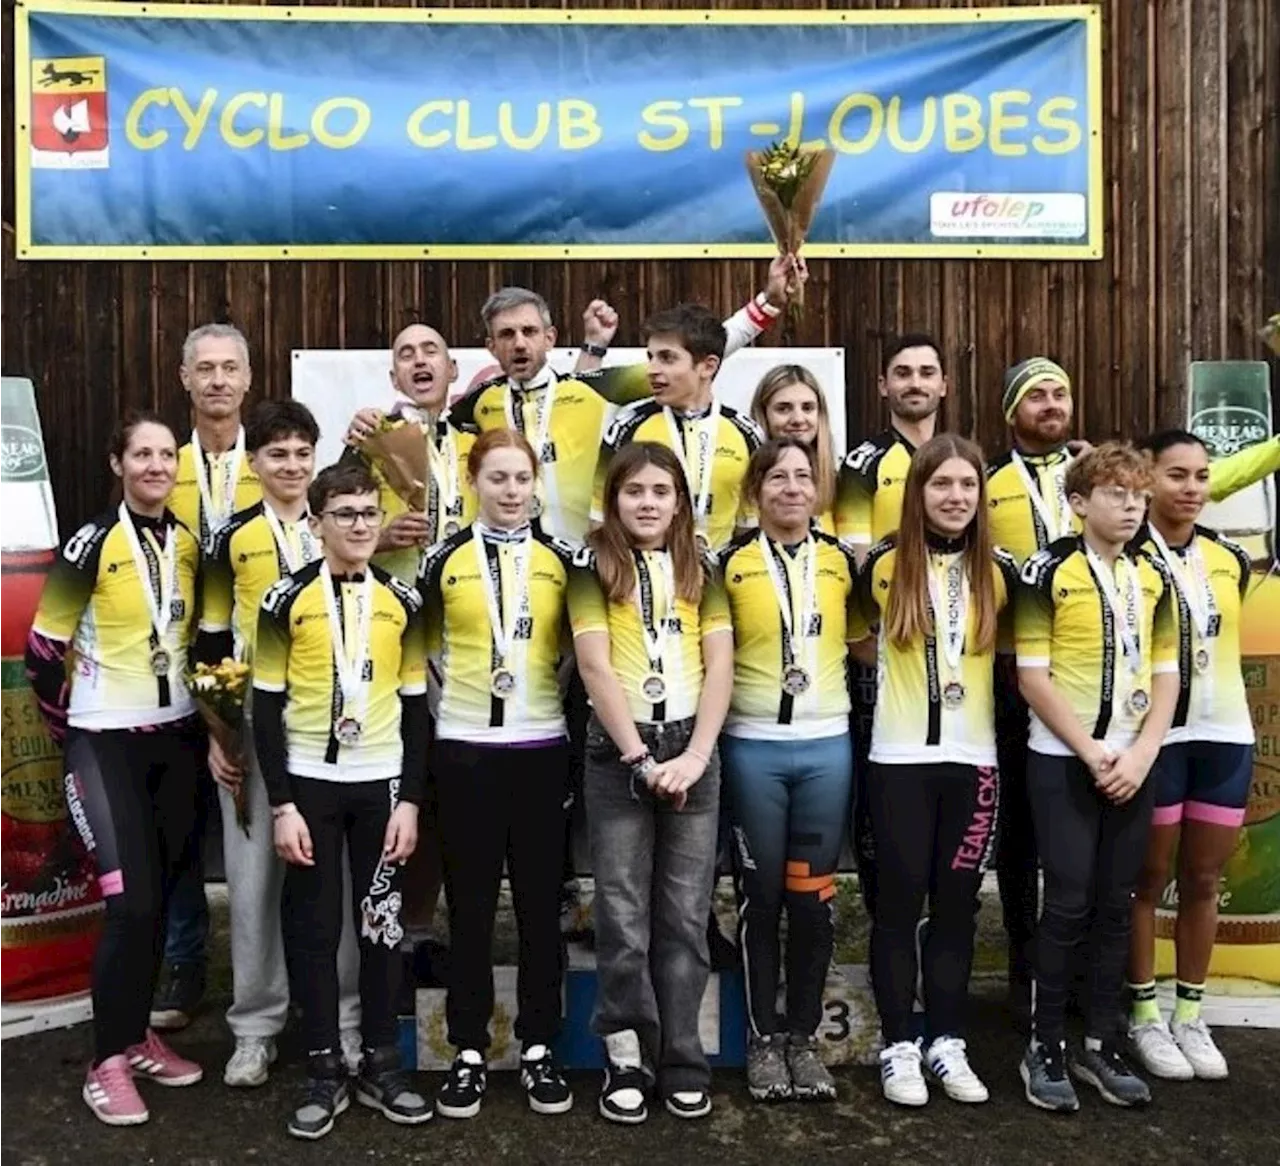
[13,2,1104,263]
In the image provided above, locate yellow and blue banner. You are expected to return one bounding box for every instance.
[14,2,1103,261]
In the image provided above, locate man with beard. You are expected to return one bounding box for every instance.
[836,334,947,916]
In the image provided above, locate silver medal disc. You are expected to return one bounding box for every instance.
[149,647,172,676]
[334,716,363,746]
[782,665,811,697]
[491,668,517,699]
[641,673,667,703]
[942,681,966,709]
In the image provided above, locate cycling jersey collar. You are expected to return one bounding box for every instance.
[925,529,968,554]
[476,521,532,543]
[1012,443,1069,466]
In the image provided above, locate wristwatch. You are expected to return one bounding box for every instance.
[582,342,609,358]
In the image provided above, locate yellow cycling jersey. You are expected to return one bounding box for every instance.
[31,508,200,730]
[835,429,917,548]
[343,415,478,583]
[986,447,1081,566]
[593,398,763,551]
[1135,523,1253,746]
[169,434,261,543]
[718,529,857,740]
[419,523,575,744]
[567,549,732,724]
[855,539,1019,767]
[1016,535,1178,756]
[252,561,426,782]
[200,501,320,659]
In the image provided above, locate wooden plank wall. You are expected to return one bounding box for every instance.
[2,0,1278,534]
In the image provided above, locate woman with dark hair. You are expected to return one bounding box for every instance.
[853,434,1018,1107]
[1126,429,1255,1082]
[569,441,733,1123]
[717,437,858,1104]
[26,412,204,1126]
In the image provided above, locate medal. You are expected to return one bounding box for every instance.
[118,504,179,683]
[634,550,676,710]
[427,422,464,544]
[150,647,172,677]
[191,426,247,536]
[1194,646,1211,673]
[321,562,374,747]
[782,665,811,696]
[443,520,460,538]
[641,673,667,703]
[927,553,970,713]
[1148,527,1221,710]
[943,681,966,708]
[506,375,557,532]
[334,715,363,746]
[474,525,532,706]
[666,402,720,545]
[490,668,517,699]
[1084,546,1145,717]
[1127,688,1150,715]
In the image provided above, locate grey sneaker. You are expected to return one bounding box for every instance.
[786,1034,836,1101]
[1070,1043,1151,1108]
[746,1033,792,1102]
[288,1056,351,1140]
[1020,1041,1079,1113]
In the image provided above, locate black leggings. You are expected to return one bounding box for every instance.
[1028,752,1156,1043]
[63,721,201,1063]
[434,738,569,1052]
[868,761,998,1045]
[994,659,1038,964]
[283,776,404,1059]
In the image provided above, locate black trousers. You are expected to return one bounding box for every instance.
[1027,752,1156,1043]
[435,738,570,1051]
[868,761,997,1045]
[994,657,1039,966]
[283,776,404,1058]
[63,721,201,1063]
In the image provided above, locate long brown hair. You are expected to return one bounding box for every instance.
[749,365,837,515]
[588,442,703,605]
[883,434,998,655]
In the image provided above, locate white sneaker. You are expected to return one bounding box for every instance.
[1170,1018,1229,1080]
[1128,1019,1194,1080]
[223,1036,277,1088]
[879,1040,928,1107]
[340,1029,363,1076]
[925,1036,989,1103]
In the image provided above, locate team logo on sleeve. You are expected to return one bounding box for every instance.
[30,57,109,170]
[1021,548,1054,587]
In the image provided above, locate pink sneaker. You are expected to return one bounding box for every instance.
[126,1028,204,1087]
[84,1055,149,1125]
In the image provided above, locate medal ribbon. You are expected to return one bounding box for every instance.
[1148,526,1218,715]
[667,402,720,536]
[926,552,969,680]
[427,422,462,537]
[263,505,318,574]
[1011,450,1073,546]
[506,372,559,531]
[1085,547,1145,720]
[473,524,532,672]
[759,533,818,677]
[633,550,676,677]
[320,562,373,725]
[118,503,177,662]
[191,426,246,535]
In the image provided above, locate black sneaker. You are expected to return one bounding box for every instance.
[1020,1040,1080,1113]
[149,962,205,1032]
[599,1064,649,1124]
[1070,1042,1152,1108]
[436,1050,486,1119]
[664,1090,713,1119]
[520,1044,573,1115]
[288,1055,350,1140]
[355,1046,432,1125]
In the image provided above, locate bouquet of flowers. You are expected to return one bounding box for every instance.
[189,658,252,834]
[745,140,836,319]
[1261,313,1280,356]
[362,415,428,512]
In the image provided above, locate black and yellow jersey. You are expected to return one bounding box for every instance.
[29,507,200,730]
[419,523,575,743]
[1016,536,1178,756]
[169,433,261,543]
[718,529,857,740]
[1134,523,1253,746]
[835,429,916,549]
[855,538,1019,767]
[200,501,320,659]
[593,398,763,551]
[252,560,426,783]
[343,413,478,583]
[567,549,732,724]
[986,447,1081,566]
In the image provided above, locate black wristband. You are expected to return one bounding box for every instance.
[582,342,609,358]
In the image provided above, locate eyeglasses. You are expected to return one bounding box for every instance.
[1094,485,1151,507]
[323,507,384,529]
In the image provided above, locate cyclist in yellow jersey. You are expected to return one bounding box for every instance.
[717,439,857,1104]
[253,462,431,1138]
[594,305,764,551]
[342,323,478,582]
[160,322,261,1030]
[749,364,840,535]
[195,400,363,1088]
[850,436,1017,1108]
[1015,444,1179,1112]
[1126,430,1255,1083]
[569,442,733,1123]
[25,413,204,1126]
[417,429,577,1120]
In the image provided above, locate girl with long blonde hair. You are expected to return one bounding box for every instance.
[749,365,839,531]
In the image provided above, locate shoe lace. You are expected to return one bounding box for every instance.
[1039,1042,1068,1079]
[451,1060,477,1088]
[883,1040,922,1069]
[607,1065,648,1093]
[97,1057,136,1092]
[527,1054,561,1086]
[1179,1018,1213,1042]
[930,1036,969,1067]
[139,1029,173,1062]
[1099,1044,1134,1074]
[303,1075,344,1107]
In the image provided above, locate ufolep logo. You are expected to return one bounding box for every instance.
[30,56,109,170]
[929,192,1085,239]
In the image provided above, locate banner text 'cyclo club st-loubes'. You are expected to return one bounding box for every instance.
[15,2,1103,261]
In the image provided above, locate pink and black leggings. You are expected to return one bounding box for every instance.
[62,720,201,1064]
[1151,740,1253,830]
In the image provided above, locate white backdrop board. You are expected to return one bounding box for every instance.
[292,347,847,471]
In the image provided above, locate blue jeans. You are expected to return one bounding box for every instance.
[585,714,720,1095]
[720,732,852,1037]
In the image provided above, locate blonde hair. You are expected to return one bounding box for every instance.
[749,364,837,516]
